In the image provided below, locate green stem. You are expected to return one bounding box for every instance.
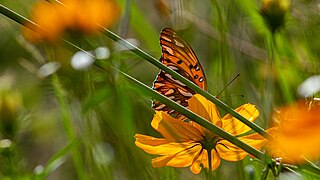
[263,33,275,126]
[51,75,86,180]
[212,0,231,103]
[272,35,294,103]
[41,139,80,179]
[0,4,34,26]
[208,150,212,179]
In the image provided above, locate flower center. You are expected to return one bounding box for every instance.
[202,135,221,152]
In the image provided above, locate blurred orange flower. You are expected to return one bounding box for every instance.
[267,100,320,163]
[135,94,271,174]
[23,0,120,42]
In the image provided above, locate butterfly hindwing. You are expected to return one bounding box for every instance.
[152,28,207,118]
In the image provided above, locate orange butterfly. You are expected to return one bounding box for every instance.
[152,28,207,118]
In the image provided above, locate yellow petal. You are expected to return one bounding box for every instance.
[190,149,221,174]
[188,94,222,134]
[222,103,259,136]
[135,134,170,146]
[135,134,198,156]
[190,151,205,174]
[209,150,221,171]
[152,143,202,167]
[240,127,278,150]
[216,140,248,161]
[216,127,276,161]
[151,111,203,142]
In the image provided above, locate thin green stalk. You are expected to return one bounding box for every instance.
[272,35,294,103]
[263,32,275,126]
[52,75,86,180]
[0,4,33,25]
[208,150,212,179]
[211,0,231,103]
[41,139,80,179]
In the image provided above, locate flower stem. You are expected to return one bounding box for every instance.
[208,150,212,179]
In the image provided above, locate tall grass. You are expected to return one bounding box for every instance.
[0,0,320,179]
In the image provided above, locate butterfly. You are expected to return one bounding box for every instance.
[152,28,207,118]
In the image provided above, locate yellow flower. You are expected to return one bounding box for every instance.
[267,101,320,163]
[23,0,120,42]
[0,90,23,137]
[135,94,270,174]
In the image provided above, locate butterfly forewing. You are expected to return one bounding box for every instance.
[159,28,207,90]
[152,28,207,118]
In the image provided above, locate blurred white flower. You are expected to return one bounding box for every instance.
[92,142,114,165]
[71,51,95,70]
[297,75,320,97]
[37,62,61,78]
[95,47,110,59]
[0,139,12,148]
[33,165,44,175]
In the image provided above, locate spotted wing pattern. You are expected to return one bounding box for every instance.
[152,28,207,118]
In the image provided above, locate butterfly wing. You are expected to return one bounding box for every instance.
[152,28,207,117]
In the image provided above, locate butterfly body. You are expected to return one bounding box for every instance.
[152,28,207,117]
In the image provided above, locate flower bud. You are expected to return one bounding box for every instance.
[0,90,23,138]
[260,0,290,33]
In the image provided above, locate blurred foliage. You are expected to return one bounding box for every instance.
[0,0,319,179]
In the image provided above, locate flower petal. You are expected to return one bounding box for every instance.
[208,150,221,171]
[190,149,221,174]
[190,150,205,174]
[216,140,248,161]
[240,127,277,149]
[152,143,202,168]
[188,94,222,134]
[216,127,277,161]
[222,103,259,136]
[135,134,170,146]
[151,111,203,142]
[135,134,197,156]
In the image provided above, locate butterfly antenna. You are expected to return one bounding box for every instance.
[216,74,240,97]
[219,94,245,100]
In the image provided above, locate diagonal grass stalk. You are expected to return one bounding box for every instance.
[109,65,268,161]
[40,139,80,179]
[109,65,320,175]
[99,26,273,140]
[0,3,270,140]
